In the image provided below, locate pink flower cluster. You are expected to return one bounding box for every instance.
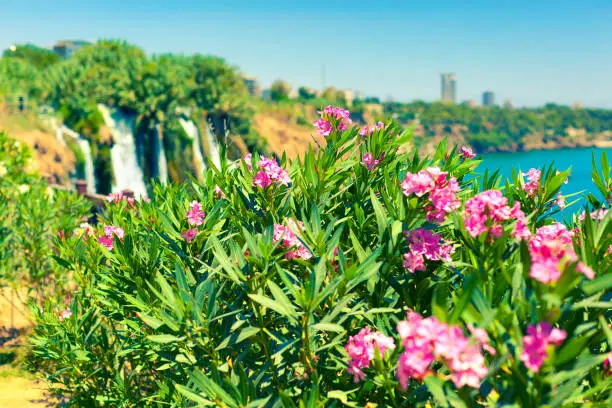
[460,146,476,159]
[313,105,352,136]
[528,223,594,283]
[396,311,490,390]
[213,185,226,199]
[182,201,205,243]
[345,327,396,382]
[401,167,460,224]
[107,191,136,207]
[359,121,385,137]
[555,193,566,209]
[523,168,541,198]
[273,219,312,260]
[244,154,291,189]
[98,226,125,251]
[464,190,530,240]
[59,308,72,321]
[520,322,566,373]
[605,353,612,375]
[402,228,454,273]
[579,208,609,222]
[360,153,383,171]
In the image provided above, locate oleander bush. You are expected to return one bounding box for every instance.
[25,108,612,407]
[0,132,90,304]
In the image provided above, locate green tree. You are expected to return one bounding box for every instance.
[270,79,291,101]
[2,44,61,70]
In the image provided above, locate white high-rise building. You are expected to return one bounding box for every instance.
[441,73,457,103]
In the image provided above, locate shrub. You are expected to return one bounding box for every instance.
[28,111,612,406]
[0,131,90,314]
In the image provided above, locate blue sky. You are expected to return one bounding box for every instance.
[1,1,611,108]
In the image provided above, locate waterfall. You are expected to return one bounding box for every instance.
[97,104,147,197]
[179,117,206,176]
[154,124,168,183]
[60,125,96,194]
[55,124,96,194]
[75,136,96,194]
[204,120,221,169]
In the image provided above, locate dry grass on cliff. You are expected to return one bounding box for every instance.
[253,110,325,159]
[0,109,75,183]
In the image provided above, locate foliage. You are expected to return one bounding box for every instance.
[25,111,612,407]
[0,39,264,191]
[2,43,61,70]
[0,131,90,303]
[270,80,292,102]
[0,57,42,99]
[385,101,612,151]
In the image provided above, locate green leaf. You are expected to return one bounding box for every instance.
[147,334,184,344]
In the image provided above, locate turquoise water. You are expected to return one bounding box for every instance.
[479,147,612,217]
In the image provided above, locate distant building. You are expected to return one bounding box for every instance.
[463,99,477,108]
[363,103,383,115]
[503,99,514,109]
[572,102,583,110]
[261,89,272,101]
[353,90,365,102]
[338,89,354,106]
[288,89,299,99]
[53,40,90,59]
[440,73,457,103]
[482,91,495,107]
[242,76,262,98]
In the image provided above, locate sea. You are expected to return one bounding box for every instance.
[479,147,612,219]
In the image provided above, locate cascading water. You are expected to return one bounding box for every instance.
[97,104,147,197]
[75,136,96,194]
[204,119,221,169]
[178,117,206,176]
[154,124,168,183]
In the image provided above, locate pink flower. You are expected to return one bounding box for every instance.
[467,324,496,355]
[579,208,609,222]
[523,168,541,198]
[360,153,381,171]
[555,194,566,209]
[245,154,291,188]
[104,226,124,240]
[313,105,352,136]
[181,228,198,243]
[401,167,460,224]
[98,226,124,250]
[359,121,385,137]
[460,145,476,159]
[345,327,395,382]
[402,228,454,273]
[213,185,226,199]
[604,353,612,375]
[313,118,333,136]
[396,310,488,390]
[186,201,205,226]
[520,322,566,373]
[98,235,115,250]
[254,170,273,189]
[59,309,72,321]
[528,223,594,283]
[464,190,530,240]
[106,191,124,203]
[273,218,312,260]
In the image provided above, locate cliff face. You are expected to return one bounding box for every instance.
[254,105,612,158]
[0,109,75,183]
[252,108,326,159]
